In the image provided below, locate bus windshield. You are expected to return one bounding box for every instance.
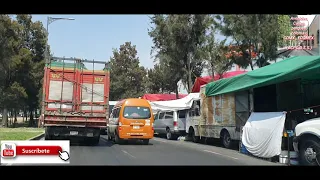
[123,106,151,119]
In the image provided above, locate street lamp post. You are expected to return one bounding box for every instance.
[40,17,74,128]
[45,17,75,64]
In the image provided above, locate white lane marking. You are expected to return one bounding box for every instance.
[121,150,136,159]
[203,150,238,160]
[153,138,167,143]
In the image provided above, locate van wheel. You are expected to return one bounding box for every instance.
[114,131,123,144]
[299,137,320,166]
[221,131,233,149]
[166,128,177,140]
[142,139,149,145]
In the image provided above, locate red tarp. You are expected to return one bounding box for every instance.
[141,94,187,101]
[191,70,247,93]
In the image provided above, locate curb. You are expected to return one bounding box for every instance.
[28,132,45,140]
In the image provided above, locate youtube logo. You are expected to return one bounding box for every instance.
[1,142,16,158]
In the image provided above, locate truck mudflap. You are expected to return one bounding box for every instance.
[45,126,100,139]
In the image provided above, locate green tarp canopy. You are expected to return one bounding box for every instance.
[205,56,320,97]
[46,61,88,70]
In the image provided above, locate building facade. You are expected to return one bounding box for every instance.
[308,15,319,48]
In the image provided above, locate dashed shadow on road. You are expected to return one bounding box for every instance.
[100,137,154,146]
[64,137,113,147]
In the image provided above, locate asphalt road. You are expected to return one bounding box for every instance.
[289,49,314,56]
[60,136,279,165]
[2,135,282,166]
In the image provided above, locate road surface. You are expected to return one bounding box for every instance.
[289,49,314,56]
[4,135,281,166]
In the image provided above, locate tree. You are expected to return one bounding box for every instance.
[203,28,233,78]
[277,15,292,47]
[16,14,47,126]
[109,42,147,100]
[148,15,211,93]
[216,14,289,70]
[0,15,28,127]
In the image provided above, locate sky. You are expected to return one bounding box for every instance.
[32,15,156,69]
[32,15,228,70]
[31,14,316,70]
[297,15,315,27]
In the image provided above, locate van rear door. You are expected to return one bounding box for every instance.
[121,106,152,132]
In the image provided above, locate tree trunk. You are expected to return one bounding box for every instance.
[175,84,179,99]
[24,108,27,122]
[35,109,38,128]
[187,57,192,93]
[28,109,34,127]
[210,62,215,81]
[248,42,254,70]
[13,110,17,128]
[2,108,8,127]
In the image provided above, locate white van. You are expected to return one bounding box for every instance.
[153,109,188,140]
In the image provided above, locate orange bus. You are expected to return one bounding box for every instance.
[107,98,154,145]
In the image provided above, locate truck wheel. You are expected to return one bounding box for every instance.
[85,137,100,146]
[299,137,320,166]
[142,139,149,145]
[114,131,123,144]
[189,127,199,143]
[221,131,233,149]
[92,137,100,145]
[45,134,51,140]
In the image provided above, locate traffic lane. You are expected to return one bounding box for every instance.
[151,137,281,166]
[289,49,313,56]
[2,136,281,166]
[1,136,135,166]
[112,137,244,165]
[71,135,243,165]
[69,137,137,165]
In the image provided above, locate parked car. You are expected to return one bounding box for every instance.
[293,117,320,166]
[154,109,187,140]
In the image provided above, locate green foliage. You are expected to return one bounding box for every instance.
[277,15,292,47]
[216,14,284,69]
[109,42,147,100]
[148,15,212,93]
[202,28,233,77]
[0,14,47,127]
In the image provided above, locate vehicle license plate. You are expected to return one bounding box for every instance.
[133,126,140,129]
[70,131,78,135]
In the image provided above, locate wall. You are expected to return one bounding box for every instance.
[309,15,319,48]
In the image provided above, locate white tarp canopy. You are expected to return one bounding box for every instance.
[241,112,286,158]
[149,93,200,112]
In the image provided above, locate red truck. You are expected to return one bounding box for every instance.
[41,57,110,145]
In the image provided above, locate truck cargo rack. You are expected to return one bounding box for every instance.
[44,56,110,117]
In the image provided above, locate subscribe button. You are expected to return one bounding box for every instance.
[2,145,62,158]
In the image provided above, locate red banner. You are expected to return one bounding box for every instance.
[15,146,62,155]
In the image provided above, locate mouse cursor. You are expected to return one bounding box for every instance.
[58,150,70,161]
